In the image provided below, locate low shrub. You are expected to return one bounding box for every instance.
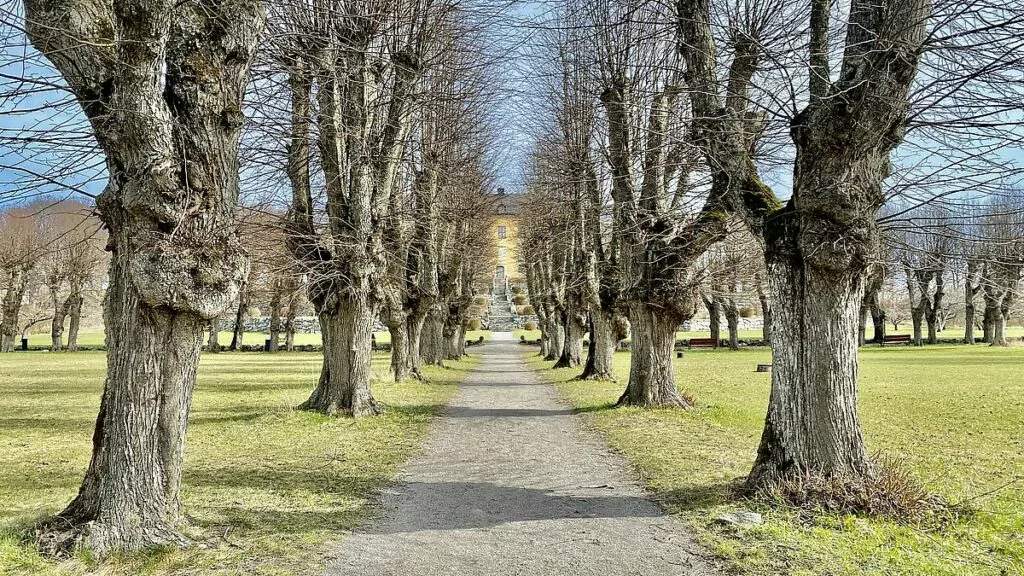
[524,321,538,331]
[473,296,488,306]
[465,318,482,331]
[513,294,527,305]
[521,305,536,315]
[738,305,757,318]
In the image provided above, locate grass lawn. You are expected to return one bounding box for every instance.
[532,345,1024,575]
[0,350,477,575]
[25,330,494,349]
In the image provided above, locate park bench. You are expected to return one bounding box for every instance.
[881,334,912,345]
[687,337,719,349]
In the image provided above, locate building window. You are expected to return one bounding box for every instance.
[497,247,506,261]
[497,225,506,239]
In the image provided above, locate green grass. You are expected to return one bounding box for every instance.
[533,345,1024,575]
[26,330,494,349]
[0,350,477,575]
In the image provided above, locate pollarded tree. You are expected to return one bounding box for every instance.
[0,206,45,352]
[23,0,264,554]
[677,0,932,490]
[585,0,725,408]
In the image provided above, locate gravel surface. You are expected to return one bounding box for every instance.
[327,336,719,575]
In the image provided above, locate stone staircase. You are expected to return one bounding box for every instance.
[488,278,517,332]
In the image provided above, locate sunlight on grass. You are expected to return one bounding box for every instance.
[533,344,1024,575]
[0,350,477,575]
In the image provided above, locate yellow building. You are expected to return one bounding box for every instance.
[492,188,522,283]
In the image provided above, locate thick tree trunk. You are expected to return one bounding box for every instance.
[389,319,409,382]
[746,258,872,488]
[553,309,585,368]
[24,0,262,555]
[300,298,381,416]
[52,256,208,553]
[545,315,564,362]
[420,307,445,366]
[618,304,690,408]
[442,310,462,360]
[579,309,618,381]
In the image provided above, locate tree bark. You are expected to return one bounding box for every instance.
[51,290,72,352]
[0,267,29,353]
[284,293,297,351]
[268,288,282,352]
[746,256,873,486]
[420,307,445,366]
[553,308,585,368]
[23,0,263,554]
[66,290,83,352]
[229,289,247,351]
[578,309,620,381]
[617,304,690,408]
[545,314,564,362]
[721,297,740,350]
[705,297,721,347]
[300,298,382,416]
[388,317,409,382]
[207,319,221,353]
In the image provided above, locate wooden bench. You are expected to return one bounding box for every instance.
[687,338,719,349]
[881,334,912,345]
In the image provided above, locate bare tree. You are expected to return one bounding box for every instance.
[22,0,264,554]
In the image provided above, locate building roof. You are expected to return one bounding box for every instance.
[491,188,523,216]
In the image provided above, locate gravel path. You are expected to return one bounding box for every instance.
[327,336,718,575]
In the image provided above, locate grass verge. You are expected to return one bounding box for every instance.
[1,350,475,575]
[530,345,1024,575]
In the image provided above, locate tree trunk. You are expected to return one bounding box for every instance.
[758,289,772,345]
[722,298,740,350]
[442,309,462,360]
[388,318,409,382]
[300,298,381,416]
[617,303,690,408]
[545,315,564,362]
[48,251,213,554]
[870,302,886,344]
[911,307,924,346]
[229,291,247,351]
[857,302,869,346]
[579,309,618,381]
[207,319,221,353]
[24,0,262,555]
[51,291,72,351]
[284,296,297,351]
[1,268,29,353]
[706,297,721,347]
[268,289,282,352]
[746,257,872,488]
[420,307,445,366]
[553,308,585,368]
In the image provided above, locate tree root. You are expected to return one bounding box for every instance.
[742,453,960,523]
[33,513,191,558]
